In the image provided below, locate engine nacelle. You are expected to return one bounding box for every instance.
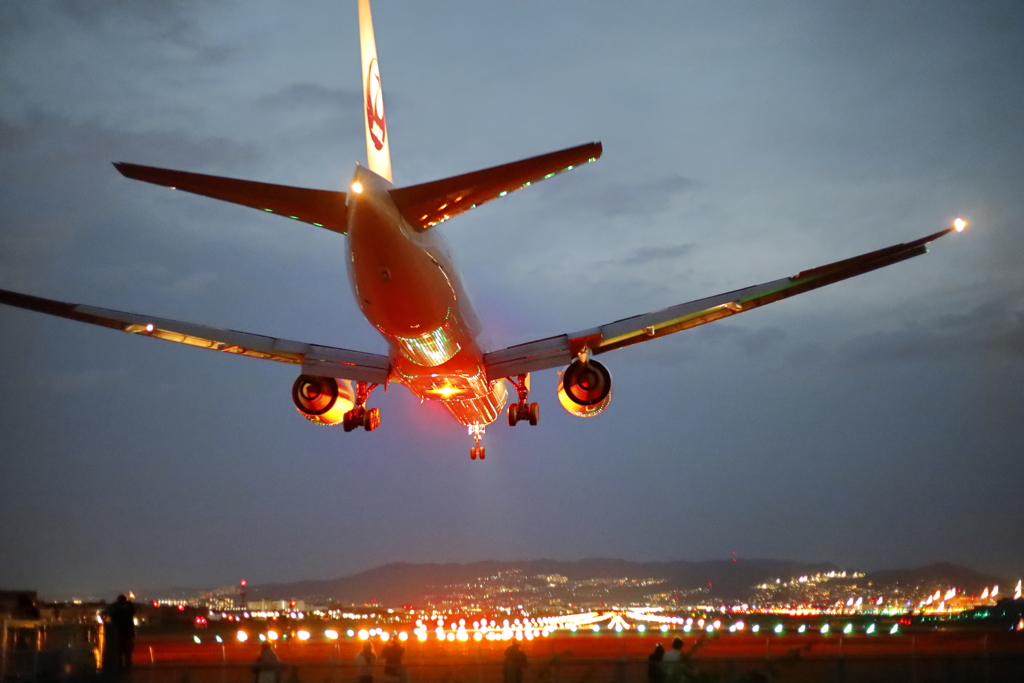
[557,359,612,418]
[291,374,355,426]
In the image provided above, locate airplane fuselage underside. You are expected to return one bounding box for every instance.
[346,165,507,428]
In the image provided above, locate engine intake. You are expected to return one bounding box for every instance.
[292,374,355,426]
[558,359,612,418]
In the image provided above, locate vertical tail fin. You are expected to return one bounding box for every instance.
[357,0,393,183]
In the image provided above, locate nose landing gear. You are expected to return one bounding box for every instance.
[343,381,381,432]
[469,424,486,460]
[506,374,539,427]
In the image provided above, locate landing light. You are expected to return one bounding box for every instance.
[351,182,364,194]
[953,217,967,232]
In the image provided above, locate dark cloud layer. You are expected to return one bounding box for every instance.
[1,2,1022,597]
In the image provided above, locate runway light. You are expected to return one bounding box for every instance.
[237,631,248,643]
[346,630,355,638]
[258,634,266,642]
[358,630,369,640]
[821,624,830,634]
[267,630,279,641]
[954,217,967,232]
[351,182,363,194]
[843,624,853,634]
[215,635,223,643]
[774,624,783,634]
[193,636,201,644]
[866,624,876,634]
[297,631,311,641]
[398,632,408,641]
[325,630,338,640]
[798,625,806,633]
[752,625,760,633]
[890,624,899,634]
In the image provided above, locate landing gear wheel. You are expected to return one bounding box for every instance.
[363,407,380,432]
[508,404,519,427]
[478,447,485,459]
[528,402,540,426]
[470,446,478,460]
[343,411,358,432]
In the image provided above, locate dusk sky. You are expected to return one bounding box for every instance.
[1,2,1021,599]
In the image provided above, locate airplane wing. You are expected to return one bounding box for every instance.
[484,226,958,380]
[113,163,350,235]
[0,289,390,384]
[389,142,602,229]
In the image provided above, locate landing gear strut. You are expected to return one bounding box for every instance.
[469,424,486,460]
[343,381,381,432]
[506,374,539,427]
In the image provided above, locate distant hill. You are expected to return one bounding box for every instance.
[131,559,1009,608]
[247,558,844,604]
[864,562,1005,595]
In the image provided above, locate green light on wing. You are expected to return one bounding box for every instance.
[264,208,273,212]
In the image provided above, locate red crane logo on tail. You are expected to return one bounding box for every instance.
[366,58,386,151]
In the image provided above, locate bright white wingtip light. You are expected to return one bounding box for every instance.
[953,217,967,232]
[352,182,364,194]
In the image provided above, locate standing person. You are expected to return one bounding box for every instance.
[661,638,684,681]
[354,642,377,683]
[253,643,282,683]
[101,594,137,676]
[381,636,405,683]
[647,643,665,683]
[503,640,527,683]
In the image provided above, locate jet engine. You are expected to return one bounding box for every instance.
[291,374,355,426]
[557,359,612,418]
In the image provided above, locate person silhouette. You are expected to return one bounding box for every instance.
[101,595,137,676]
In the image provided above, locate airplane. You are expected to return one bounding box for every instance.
[0,0,965,460]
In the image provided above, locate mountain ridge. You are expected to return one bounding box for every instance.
[235,558,1006,606]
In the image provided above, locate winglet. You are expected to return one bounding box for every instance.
[358,0,393,183]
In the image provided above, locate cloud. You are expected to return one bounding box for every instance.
[601,243,694,267]
[257,83,361,112]
[842,297,1024,364]
[48,368,129,393]
[536,172,697,220]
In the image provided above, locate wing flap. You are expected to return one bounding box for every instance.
[114,162,349,235]
[484,227,956,380]
[389,142,602,229]
[0,288,390,384]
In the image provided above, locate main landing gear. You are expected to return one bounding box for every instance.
[469,424,486,460]
[343,381,381,432]
[507,374,539,427]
